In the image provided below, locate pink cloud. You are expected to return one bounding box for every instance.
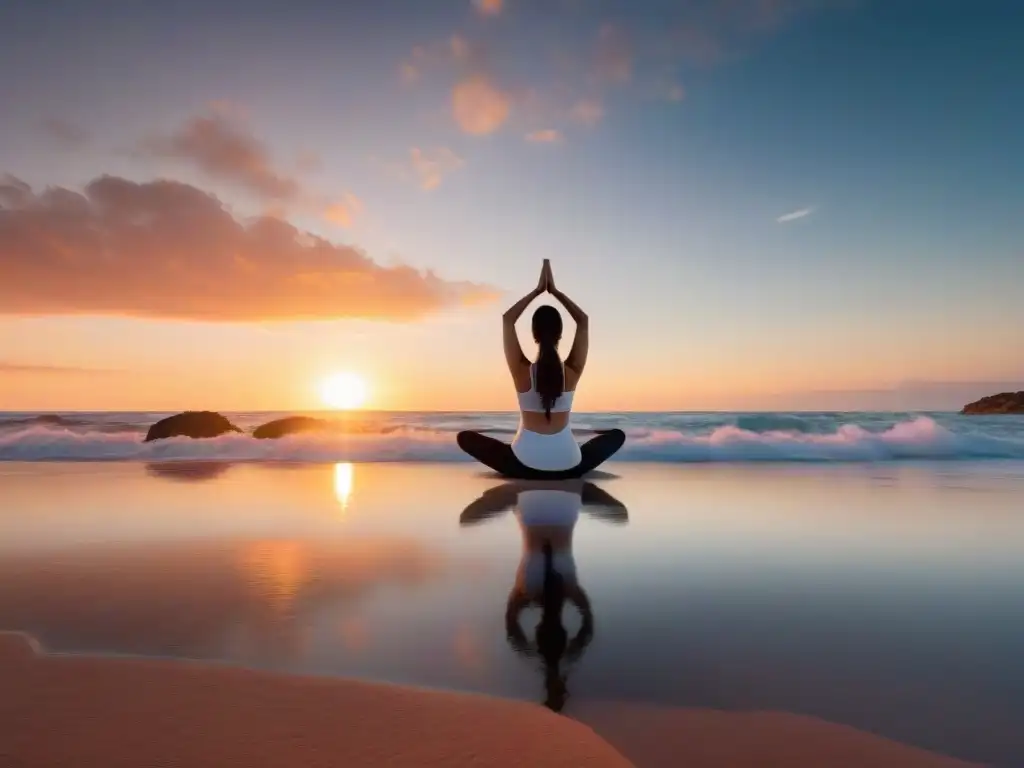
[409,148,465,190]
[452,75,512,135]
[141,113,302,202]
[473,0,503,16]
[0,175,497,322]
[525,129,563,143]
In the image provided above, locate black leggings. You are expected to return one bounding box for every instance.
[457,428,626,480]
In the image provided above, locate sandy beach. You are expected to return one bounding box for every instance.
[1,630,976,767]
[0,631,629,767]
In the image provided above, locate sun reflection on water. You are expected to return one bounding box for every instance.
[334,462,354,512]
[238,540,308,614]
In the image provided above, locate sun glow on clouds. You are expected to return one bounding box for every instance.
[452,75,511,135]
[0,176,496,322]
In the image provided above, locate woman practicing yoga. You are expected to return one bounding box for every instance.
[457,260,625,479]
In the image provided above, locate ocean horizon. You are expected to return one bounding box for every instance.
[2,409,1023,463]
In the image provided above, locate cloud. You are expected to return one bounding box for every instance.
[473,0,503,16]
[400,36,511,135]
[0,362,116,375]
[399,35,487,87]
[452,75,512,135]
[140,111,362,224]
[525,129,563,143]
[0,175,497,322]
[323,193,364,227]
[593,24,632,85]
[409,148,465,190]
[141,113,302,202]
[569,98,604,126]
[776,207,814,223]
[39,118,90,148]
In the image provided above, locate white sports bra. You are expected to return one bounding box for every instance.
[517,363,575,413]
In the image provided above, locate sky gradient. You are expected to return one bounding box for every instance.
[1,0,1022,411]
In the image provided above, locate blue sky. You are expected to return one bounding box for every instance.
[1,0,1022,411]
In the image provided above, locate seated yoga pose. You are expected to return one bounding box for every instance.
[456,260,625,479]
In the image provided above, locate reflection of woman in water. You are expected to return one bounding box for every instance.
[457,260,625,479]
[460,479,628,711]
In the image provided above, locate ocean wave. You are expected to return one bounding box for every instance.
[1,417,1023,463]
[0,414,142,433]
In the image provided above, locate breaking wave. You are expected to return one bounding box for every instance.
[1,416,1023,463]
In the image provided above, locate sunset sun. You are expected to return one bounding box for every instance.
[320,372,369,410]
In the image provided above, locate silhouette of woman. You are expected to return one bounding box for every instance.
[457,260,625,479]
[459,479,627,711]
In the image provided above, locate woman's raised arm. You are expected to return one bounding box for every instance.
[502,263,548,372]
[547,266,589,374]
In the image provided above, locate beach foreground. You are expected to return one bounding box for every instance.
[0,632,974,767]
[0,632,628,768]
[2,460,1021,765]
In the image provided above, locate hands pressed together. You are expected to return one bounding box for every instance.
[535,259,557,295]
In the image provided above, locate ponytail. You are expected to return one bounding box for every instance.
[534,340,564,422]
[531,304,564,421]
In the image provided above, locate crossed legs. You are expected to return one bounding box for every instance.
[456,429,625,480]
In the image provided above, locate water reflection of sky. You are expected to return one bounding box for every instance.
[1,461,1023,765]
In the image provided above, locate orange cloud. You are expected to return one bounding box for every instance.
[452,75,512,135]
[0,362,117,375]
[409,148,465,190]
[142,113,301,202]
[525,129,563,143]
[0,175,497,322]
[323,193,364,227]
[473,0,503,16]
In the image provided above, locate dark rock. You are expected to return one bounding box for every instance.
[961,391,1024,415]
[252,416,333,439]
[144,411,242,442]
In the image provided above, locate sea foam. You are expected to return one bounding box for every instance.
[1,416,1022,463]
